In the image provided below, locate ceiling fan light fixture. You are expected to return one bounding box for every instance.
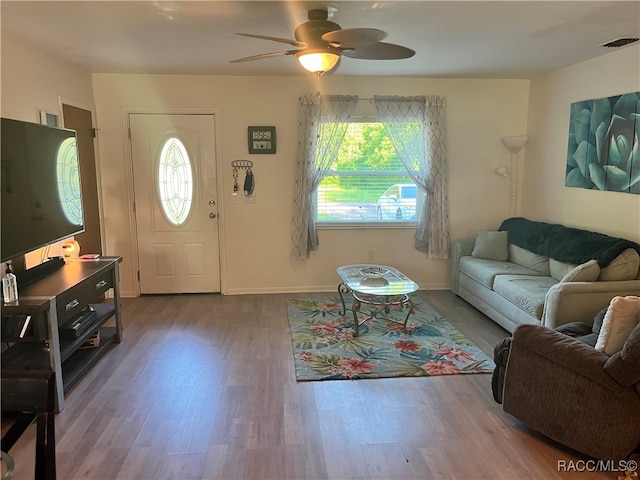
[231,8,415,73]
[295,50,340,73]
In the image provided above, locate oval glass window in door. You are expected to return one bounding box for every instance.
[56,137,84,226]
[157,137,194,226]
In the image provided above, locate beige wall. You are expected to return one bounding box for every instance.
[523,45,640,242]
[1,33,95,121]
[11,30,636,297]
[92,74,529,296]
[1,32,95,265]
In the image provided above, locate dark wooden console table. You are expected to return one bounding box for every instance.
[1,256,123,411]
[1,369,57,479]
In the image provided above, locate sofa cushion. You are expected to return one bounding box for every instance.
[493,275,559,319]
[472,231,509,261]
[508,244,550,275]
[595,296,640,355]
[459,257,545,289]
[598,248,640,281]
[559,259,601,283]
[549,258,577,281]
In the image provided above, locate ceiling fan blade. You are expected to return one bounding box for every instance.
[230,50,299,63]
[343,42,415,60]
[322,28,387,49]
[236,33,306,48]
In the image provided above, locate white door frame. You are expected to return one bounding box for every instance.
[123,107,227,297]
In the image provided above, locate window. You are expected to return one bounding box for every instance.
[316,121,423,225]
[157,137,193,226]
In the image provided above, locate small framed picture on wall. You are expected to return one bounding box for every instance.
[40,110,59,127]
[248,126,276,154]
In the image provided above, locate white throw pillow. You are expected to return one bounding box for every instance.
[559,259,601,283]
[595,296,640,355]
[471,231,509,261]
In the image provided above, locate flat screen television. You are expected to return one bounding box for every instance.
[1,117,84,263]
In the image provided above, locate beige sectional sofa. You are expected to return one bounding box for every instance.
[450,217,640,333]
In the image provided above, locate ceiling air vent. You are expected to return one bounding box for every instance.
[599,37,639,48]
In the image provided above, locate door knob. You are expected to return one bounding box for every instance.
[209,213,217,219]
[209,200,216,207]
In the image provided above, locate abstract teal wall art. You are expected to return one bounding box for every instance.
[565,91,639,194]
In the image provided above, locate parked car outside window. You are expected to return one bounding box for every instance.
[377,183,417,220]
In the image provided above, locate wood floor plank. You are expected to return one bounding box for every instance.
[71,446,129,479]
[157,452,207,479]
[201,444,229,480]
[244,447,286,480]
[362,443,415,480]
[1,290,616,479]
[317,409,370,480]
[283,443,329,480]
[115,446,165,480]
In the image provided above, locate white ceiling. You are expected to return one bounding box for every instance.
[1,1,639,79]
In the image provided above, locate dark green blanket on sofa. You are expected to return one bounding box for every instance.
[498,217,640,267]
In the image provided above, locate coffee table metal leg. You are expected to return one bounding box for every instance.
[338,283,349,315]
[403,296,414,333]
[352,298,361,336]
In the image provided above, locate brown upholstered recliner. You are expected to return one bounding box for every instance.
[492,319,640,461]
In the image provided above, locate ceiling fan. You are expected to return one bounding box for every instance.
[230,8,415,74]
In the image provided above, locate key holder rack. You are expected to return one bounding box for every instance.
[231,160,253,169]
[231,160,255,198]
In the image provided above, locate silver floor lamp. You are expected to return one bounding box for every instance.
[501,135,529,217]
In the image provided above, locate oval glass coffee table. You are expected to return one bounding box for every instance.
[336,264,419,336]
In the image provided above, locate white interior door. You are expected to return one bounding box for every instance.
[130,114,220,293]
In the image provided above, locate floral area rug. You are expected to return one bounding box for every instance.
[287,295,495,381]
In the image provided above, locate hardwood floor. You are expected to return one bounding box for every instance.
[3,291,616,479]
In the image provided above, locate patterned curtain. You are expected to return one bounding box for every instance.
[291,94,358,261]
[374,95,450,258]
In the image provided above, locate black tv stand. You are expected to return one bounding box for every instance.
[15,257,65,288]
[2,257,123,411]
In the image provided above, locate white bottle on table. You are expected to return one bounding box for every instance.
[2,264,18,303]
